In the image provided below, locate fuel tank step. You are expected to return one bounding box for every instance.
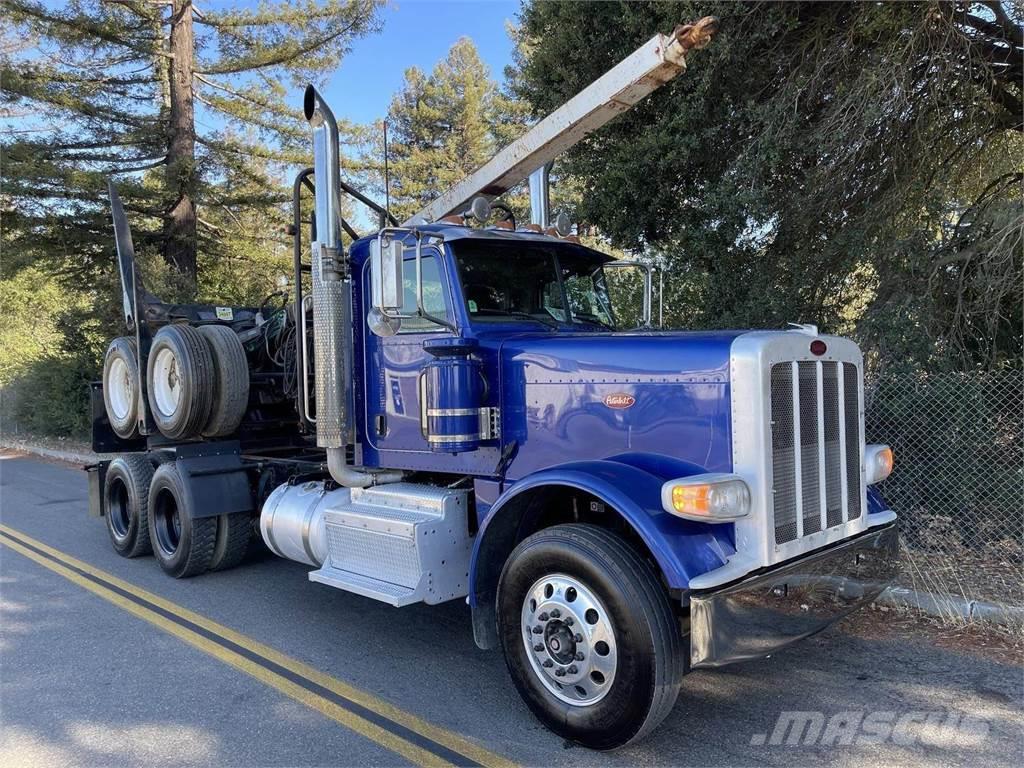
[307,483,473,606]
[308,568,419,607]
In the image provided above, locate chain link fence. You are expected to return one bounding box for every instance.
[865,370,1022,619]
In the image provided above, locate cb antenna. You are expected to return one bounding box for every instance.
[382,118,391,227]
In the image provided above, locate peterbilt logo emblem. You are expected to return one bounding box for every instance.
[603,393,635,409]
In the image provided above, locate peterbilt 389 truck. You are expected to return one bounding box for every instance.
[88,17,899,748]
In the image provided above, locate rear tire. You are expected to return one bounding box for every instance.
[103,337,141,439]
[209,512,252,571]
[497,524,684,749]
[104,454,153,557]
[197,325,249,438]
[148,462,216,578]
[147,324,214,440]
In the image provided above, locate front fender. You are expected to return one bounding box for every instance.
[468,455,738,647]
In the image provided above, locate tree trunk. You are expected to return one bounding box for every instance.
[163,0,197,291]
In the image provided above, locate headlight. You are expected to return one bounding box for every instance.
[864,444,894,485]
[661,473,751,522]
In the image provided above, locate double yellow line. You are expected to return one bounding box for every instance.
[0,523,515,768]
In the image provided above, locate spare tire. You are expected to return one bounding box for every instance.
[197,325,249,437]
[147,324,214,440]
[103,337,141,439]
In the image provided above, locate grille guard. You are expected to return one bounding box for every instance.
[689,522,899,668]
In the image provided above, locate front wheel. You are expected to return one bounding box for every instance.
[497,524,684,749]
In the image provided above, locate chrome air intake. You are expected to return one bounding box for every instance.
[304,85,349,451]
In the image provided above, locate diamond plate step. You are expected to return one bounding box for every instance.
[309,567,419,607]
[311,482,473,606]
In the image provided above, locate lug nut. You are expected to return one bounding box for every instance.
[568,665,578,674]
[542,659,553,668]
[554,668,565,677]
[564,617,574,626]
[574,633,583,643]
[575,652,585,661]
[533,644,544,652]
[532,626,543,634]
[538,612,549,621]
[550,609,561,618]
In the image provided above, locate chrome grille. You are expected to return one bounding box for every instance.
[770,360,862,545]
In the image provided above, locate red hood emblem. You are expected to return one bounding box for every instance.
[603,393,636,409]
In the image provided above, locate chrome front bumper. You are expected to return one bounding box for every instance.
[689,523,899,668]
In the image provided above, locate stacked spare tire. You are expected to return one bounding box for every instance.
[102,324,250,441]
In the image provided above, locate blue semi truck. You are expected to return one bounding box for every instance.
[89,18,899,748]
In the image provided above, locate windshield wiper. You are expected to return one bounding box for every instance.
[506,311,558,329]
[572,312,615,330]
[472,308,559,329]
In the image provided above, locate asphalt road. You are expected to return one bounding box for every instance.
[1,452,1021,767]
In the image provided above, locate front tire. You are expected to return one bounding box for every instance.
[148,462,216,578]
[497,524,684,749]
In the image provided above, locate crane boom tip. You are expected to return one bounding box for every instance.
[673,16,719,52]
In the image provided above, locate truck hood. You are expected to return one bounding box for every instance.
[491,330,745,481]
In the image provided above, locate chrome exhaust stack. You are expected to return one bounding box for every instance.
[303,85,401,488]
[303,85,349,455]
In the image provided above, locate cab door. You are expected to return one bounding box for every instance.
[363,247,456,453]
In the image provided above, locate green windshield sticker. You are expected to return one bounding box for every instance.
[468,299,478,313]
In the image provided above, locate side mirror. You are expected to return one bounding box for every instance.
[371,234,405,312]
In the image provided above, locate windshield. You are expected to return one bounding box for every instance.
[452,241,616,329]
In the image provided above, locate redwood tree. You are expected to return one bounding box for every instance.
[2,0,383,293]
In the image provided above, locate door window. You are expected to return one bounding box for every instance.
[398,252,449,333]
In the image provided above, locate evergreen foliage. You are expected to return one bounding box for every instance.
[1,0,382,434]
[380,37,529,223]
[512,1,1022,371]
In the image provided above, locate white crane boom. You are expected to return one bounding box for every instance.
[404,16,718,226]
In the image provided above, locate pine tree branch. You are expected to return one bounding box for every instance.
[193,72,300,121]
[979,0,1024,48]
[196,215,223,233]
[110,156,168,172]
[3,0,160,57]
[197,18,362,75]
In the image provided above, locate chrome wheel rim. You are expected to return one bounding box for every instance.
[521,573,617,707]
[108,357,133,420]
[152,348,181,417]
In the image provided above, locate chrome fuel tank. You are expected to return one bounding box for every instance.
[260,481,350,567]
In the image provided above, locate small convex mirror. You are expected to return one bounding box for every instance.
[469,196,491,223]
[370,234,404,312]
[553,211,572,237]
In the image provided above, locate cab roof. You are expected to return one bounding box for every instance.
[350,223,614,265]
